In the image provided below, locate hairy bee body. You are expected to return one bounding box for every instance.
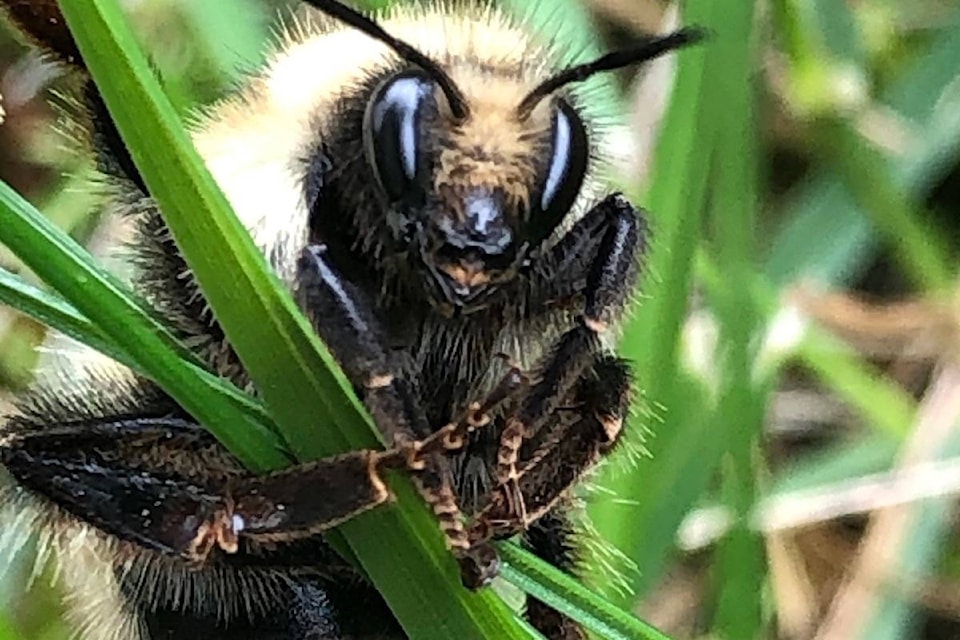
[0,1,699,637]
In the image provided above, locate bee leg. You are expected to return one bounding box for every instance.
[0,417,392,560]
[296,245,474,553]
[430,357,529,452]
[465,356,631,637]
[469,355,630,545]
[496,194,642,496]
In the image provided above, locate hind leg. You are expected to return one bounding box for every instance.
[0,417,392,560]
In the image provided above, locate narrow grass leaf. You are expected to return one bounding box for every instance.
[799,333,916,440]
[703,0,766,635]
[772,435,899,495]
[587,0,725,603]
[498,544,673,640]
[0,180,287,470]
[0,266,278,437]
[812,118,954,292]
[765,11,960,287]
[697,247,919,443]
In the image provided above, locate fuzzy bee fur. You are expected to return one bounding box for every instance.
[0,1,702,638]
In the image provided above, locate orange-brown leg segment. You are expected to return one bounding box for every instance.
[297,245,493,555]
[495,195,642,501]
[467,356,632,568]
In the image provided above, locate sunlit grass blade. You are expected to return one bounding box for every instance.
[773,435,899,495]
[0,265,277,435]
[702,0,766,635]
[799,333,916,440]
[0,612,15,640]
[174,0,269,86]
[587,0,736,604]
[697,251,920,442]
[0,264,176,373]
[0,179,288,471]
[765,12,960,288]
[498,544,672,640]
[811,118,954,292]
[54,0,531,636]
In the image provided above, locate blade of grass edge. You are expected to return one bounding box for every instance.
[0,264,277,438]
[587,0,719,604]
[499,544,673,640]
[0,181,287,470]
[704,0,767,634]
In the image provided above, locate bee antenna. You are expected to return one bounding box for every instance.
[302,0,470,120]
[517,27,709,118]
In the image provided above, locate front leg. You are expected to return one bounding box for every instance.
[469,356,632,545]
[296,245,473,553]
[496,194,644,486]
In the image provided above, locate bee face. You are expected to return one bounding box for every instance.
[362,66,589,311]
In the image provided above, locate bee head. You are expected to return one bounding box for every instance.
[307,0,705,312]
[362,67,590,310]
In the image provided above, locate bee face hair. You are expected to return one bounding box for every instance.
[354,63,588,311]
[275,5,592,314]
[283,1,704,313]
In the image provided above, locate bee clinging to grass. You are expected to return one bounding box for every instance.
[0,0,702,637]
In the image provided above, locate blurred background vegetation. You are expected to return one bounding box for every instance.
[1,0,959,638]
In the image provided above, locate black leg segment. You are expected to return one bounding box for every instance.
[496,195,644,485]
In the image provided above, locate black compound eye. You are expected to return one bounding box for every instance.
[528,101,589,245]
[364,72,436,205]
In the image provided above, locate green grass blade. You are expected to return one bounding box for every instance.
[0,180,287,471]
[498,544,672,640]
[811,118,954,292]
[57,0,360,457]
[0,265,276,436]
[703,0,766,635]
[0,612,15,640]
[765,10,960,287]
[772,434,899,495]
[697,249,920,442]
[0,264,175,371]
[587,0,726,603]
[54,0,530,636]
[799,332,916,440]
[174,0,269,86]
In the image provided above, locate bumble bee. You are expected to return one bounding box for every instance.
[0,1,702,638]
